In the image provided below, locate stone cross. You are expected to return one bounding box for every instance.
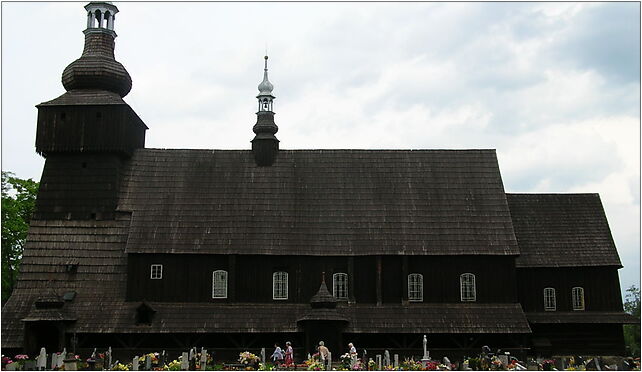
[384,350,390,366]
[36,347,47,370]
[180,352,189,370]
[145,355,152,370]
[200,348,208,370]
[261,347,266,364]
[394,354,399,368]
[376,355,382,370]
[132,356,139,371]
[422,335,429,360]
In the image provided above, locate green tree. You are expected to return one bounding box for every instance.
[623,285,641,357]
[1,171,39,306]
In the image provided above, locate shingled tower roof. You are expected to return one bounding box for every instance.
[61,2,132,97]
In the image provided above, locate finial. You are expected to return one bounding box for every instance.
[321,272,325,283]
[257,55,274,95]
[264,55,268,70]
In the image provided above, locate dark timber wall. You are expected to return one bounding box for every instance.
[126,254,518,304]
[517,267,623,312]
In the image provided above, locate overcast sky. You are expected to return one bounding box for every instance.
[2,2,640,295]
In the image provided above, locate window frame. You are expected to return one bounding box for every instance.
[460,273,476,302]
[572,287,585,310]
[150,264,163,280]
[212,270,228,299]
[273,271,289,300]
[543,287,556,311]
[408,273,424,302]
[333,272,348,300]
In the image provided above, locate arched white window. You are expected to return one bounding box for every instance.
[212,270,228,299]
[333,273,348,300]
[408,273,423,302]
[543,287,556,311]
[572,287,585,310]
[460,273,476,302]
[273,271,288,300]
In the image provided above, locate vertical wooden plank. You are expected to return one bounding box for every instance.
[348,257,355,304]
[229,255,236,302]
[401,255,408,304]
[376,256,382,306]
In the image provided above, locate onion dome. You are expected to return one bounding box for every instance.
[61,2,132,97]
[257,55,274,95]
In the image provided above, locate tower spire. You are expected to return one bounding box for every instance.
[252,54,279,166]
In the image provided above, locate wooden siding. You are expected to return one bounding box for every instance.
[34,153,125,220]
[36,104,145,157]
[127,255,518,304]
[517,267,624,312]
[530,323,625,355]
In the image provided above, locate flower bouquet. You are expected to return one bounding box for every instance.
[239,352,259,368]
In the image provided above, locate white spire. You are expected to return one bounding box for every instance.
[257,55,274,96]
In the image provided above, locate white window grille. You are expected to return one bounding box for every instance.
[150,264,163,280]
[273,271,288,300]
[460,273,476,302]
[572,287,585,310]
[333,273,348,300]
[408,273,423,302]
[212,270,228,299]
[543,287,556,311]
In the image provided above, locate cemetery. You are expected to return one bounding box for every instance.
[1,338,640,371]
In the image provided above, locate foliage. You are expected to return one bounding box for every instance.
[257,362,274,371]
[1,171,39,305]
[624,285,641,357]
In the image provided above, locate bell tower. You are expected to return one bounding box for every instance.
[33,2,147,220]
[251,55,279,166]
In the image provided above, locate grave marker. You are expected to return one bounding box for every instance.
[180,352,189,370]
[36,347,47,370]
[132,356,139,371]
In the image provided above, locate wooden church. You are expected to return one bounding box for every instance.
[2,2,637,360]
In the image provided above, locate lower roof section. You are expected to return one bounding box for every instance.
[526,311,639,324]
[2,298,531,348]
[77,302,532,334]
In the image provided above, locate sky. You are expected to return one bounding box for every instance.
[1,2,640,296]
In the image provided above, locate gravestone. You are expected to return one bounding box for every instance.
[36,347,47,370]
[394,354,399,368]
[376,354,382,370]
[146,355,152,370]
[161,351,166,367]
[180,352,189,370]
[58,348,67,369]
[443,356,451,367]
[200,348,208,370]
[328,351,332,371]
[107,347,112,370]
[307,353,311,361]
[64,352,77,371]
[132,356,139,371]
[362,350,367,365]
[5,362,17,371]
[261,348,266,364]
[499,354,508,366]
[384,350,390,366]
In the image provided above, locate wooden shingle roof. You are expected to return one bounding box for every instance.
[507,194,621,268]
[120,149,519,256]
